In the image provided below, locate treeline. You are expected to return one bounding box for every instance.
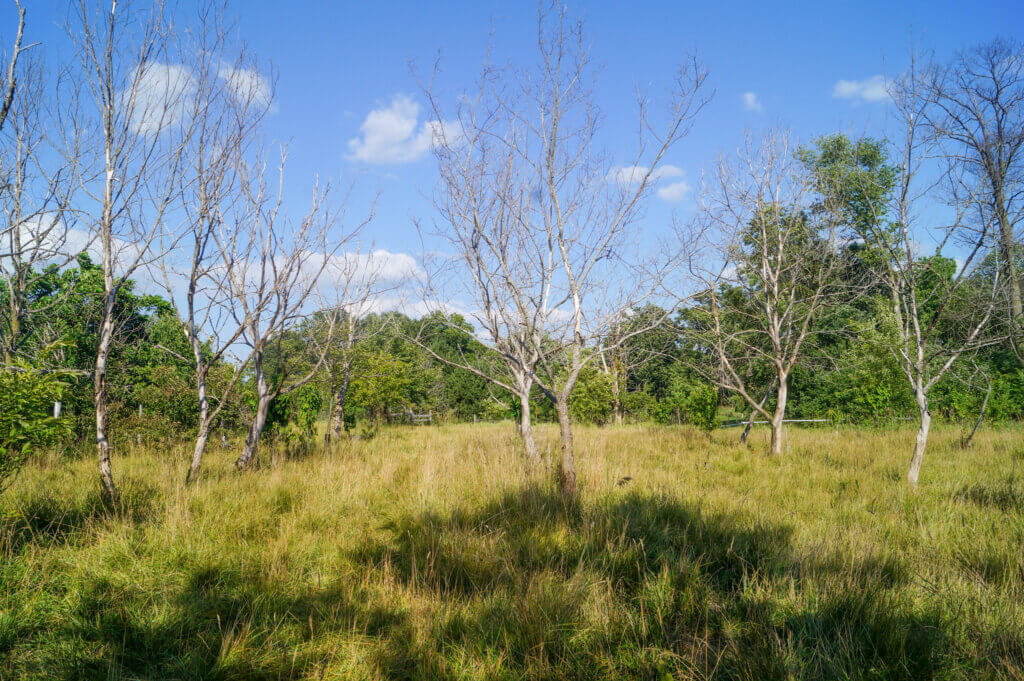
[6,242,1022,445]
[1,2,1023,498]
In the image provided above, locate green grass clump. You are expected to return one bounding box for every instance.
[1,423,1022,679]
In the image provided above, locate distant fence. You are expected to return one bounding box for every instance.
[387,410,433,425]
[719,416,915,429]
[719,418,831,428]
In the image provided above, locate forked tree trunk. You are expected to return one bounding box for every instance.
[185,362,211,483]
[995,189,1023,328]
[769,376,788,456]
[327,376,350,446]
[519,392,540,464]
[610,368,624,426]
[554,397,577,498]
[236,351,270,470]
[95,305,117,500]
[962,380,992,449]
[186,386,211,485]
[187,416,211,484]
[236,391,271,470]
[741,377,777,444]
[907,388,931,488]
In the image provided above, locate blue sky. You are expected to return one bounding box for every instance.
[24,0,1024,295]
[225,0,1020,256]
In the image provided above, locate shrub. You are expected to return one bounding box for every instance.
[0,365,69,490]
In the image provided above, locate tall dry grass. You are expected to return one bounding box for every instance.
[1,422,1022,679]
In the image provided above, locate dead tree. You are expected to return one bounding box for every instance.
[63,0,191,499]
[0,1,30,133]
[156,2,273,483]
[322,255,390,447]
[225,151,369,470]
[0,40,82,366]
[858,59,1006,488]
[420,5,709,492]
[686,128,842,456]
[919,38,1024,359]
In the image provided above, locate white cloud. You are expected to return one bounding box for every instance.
[217,64,275,111]
[122,62,195,135]
[346,94,458,164]
[742,92,763,112]
[608,164,692,204]
[833,75,889,102]
[321,248,423,286]
[657,180,691,203]
[607,164,684,186]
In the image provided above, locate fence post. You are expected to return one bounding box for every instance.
[53,401,62,418]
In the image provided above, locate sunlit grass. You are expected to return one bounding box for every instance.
[1,422,1022,679]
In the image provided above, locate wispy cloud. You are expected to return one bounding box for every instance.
[833,75,889,102]
[742,91,763,112]
[607,164,691,203]
[607,164,683,186]
[657,180,691,203]
[346,94,458,164]
[217,64,275,111]
[122,62,194,135]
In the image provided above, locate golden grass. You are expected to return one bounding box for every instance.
[1,422,1022,679]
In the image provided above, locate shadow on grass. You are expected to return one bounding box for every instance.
[49,567,410,681]
[954,482,1022,513]
[3,484,1014,680]
[0,480,156,555]
[351,485,947,680]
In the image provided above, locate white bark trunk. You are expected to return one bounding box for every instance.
[236,351,270,470]
[769,376,788,456]
[554,397,577,498]
[95,302,116,499]
[519,392,540,464]
[907,389,931,488]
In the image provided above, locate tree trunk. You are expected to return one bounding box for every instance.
[185,367,211,483]
[962,380,992,449]
[236,391,271,470]
[994,191,1022,326]
[554,397,576,498]
[328,374,350,446]
[94,306,117,500]
[769,376,788,456]
[519,392,540,464]
[187,417,211,484]
[236,351,270,470]
[610,367,624,426]
[741,377,777,444]
[907,389,931,488]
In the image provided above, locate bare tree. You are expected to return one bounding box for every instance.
[857,58,1006,488]
[156,1,273,483]
[919,38,1024,358]
[0,45,83,366]
[0,1,30,133]
[225,151,370,470]
[685,129,844,456]
[595,307,678,427]
[63,0,192,499]
[321,255,390,446]
[420,4,709,495]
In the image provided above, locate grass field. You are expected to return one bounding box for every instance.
[1,422,1022,680]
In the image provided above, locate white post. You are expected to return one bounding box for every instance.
[53,401,62,418]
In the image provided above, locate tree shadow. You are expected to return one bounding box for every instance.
[3,484,1013,680]
[954,482,1022,513]
[350,484,951,680]
[0,480,156,556]
[28,564,410,681]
